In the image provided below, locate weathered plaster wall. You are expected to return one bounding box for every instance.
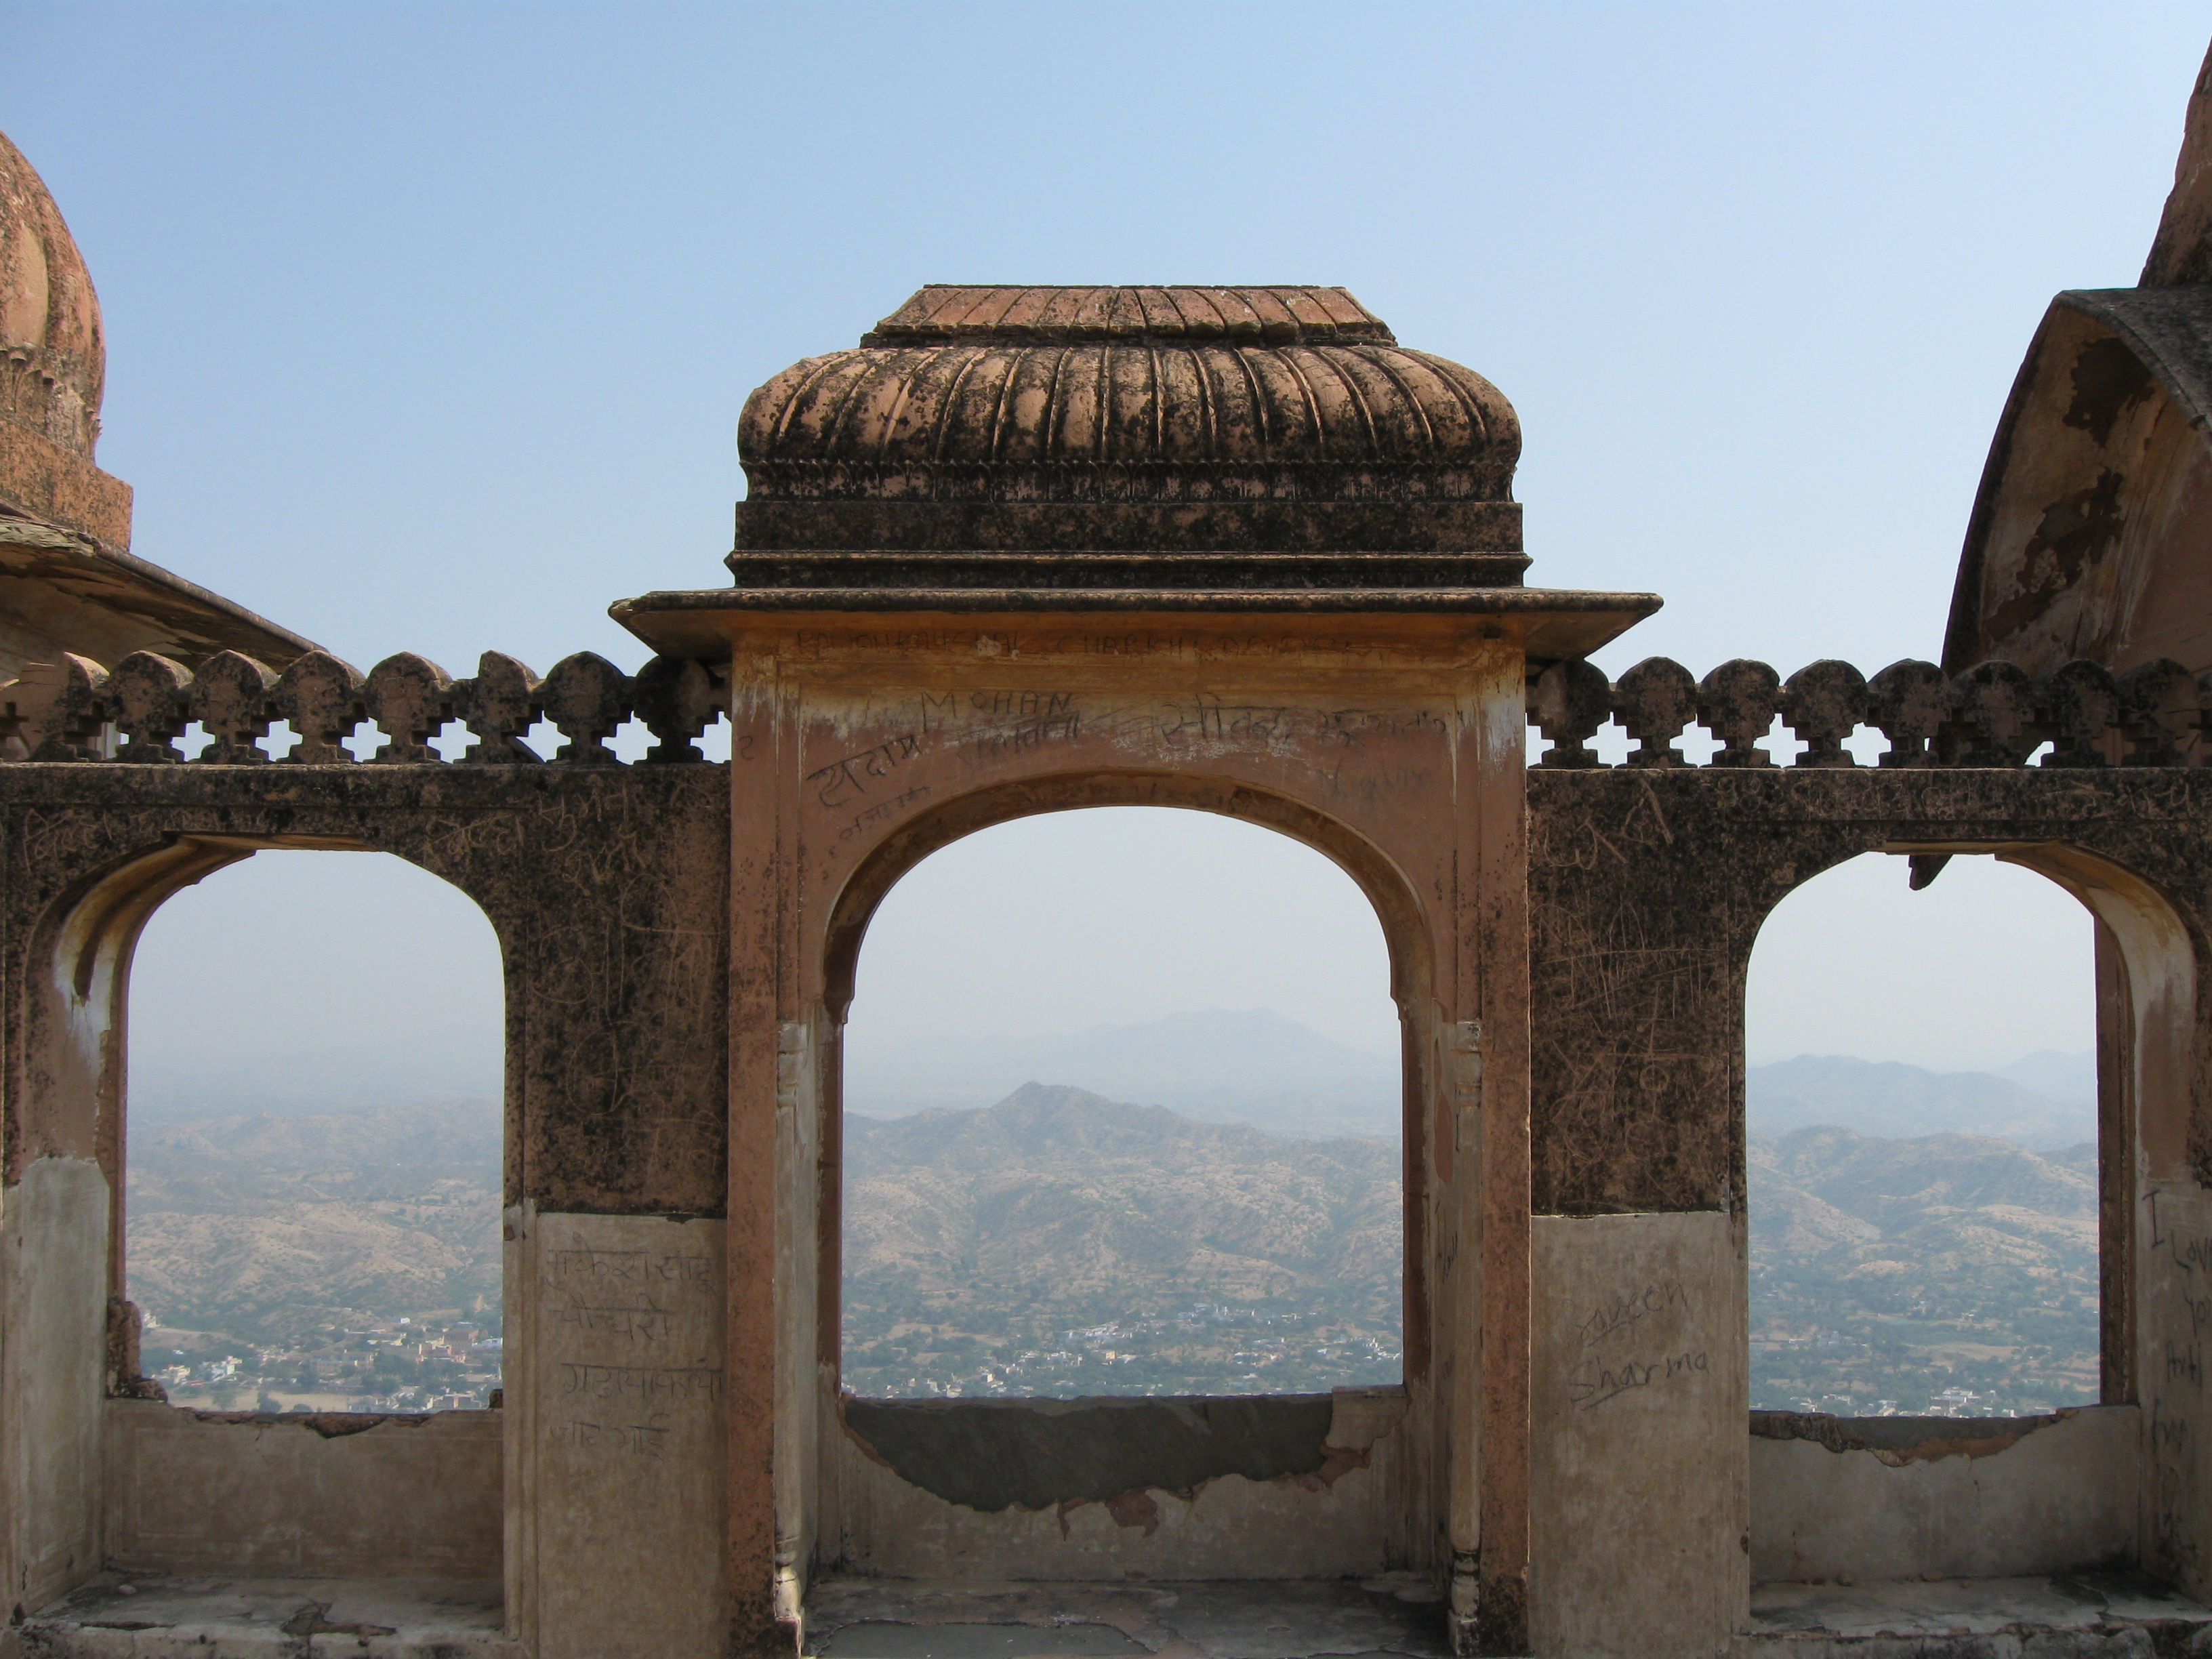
[1527,1211,1744,1659]
[1,1157,107,1616]
[0,765,733,1216]
[1748,1406,2137,1582]
[2138,1182,2212,1593]
[824,1391,1411,1582]
[104,1402,501,1578]
[507,1210,727,1659]
[1944,289,2212,680]
[1528,767,2212,1214]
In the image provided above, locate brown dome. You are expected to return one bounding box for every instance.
[743,285,1516,499]
[0,130,104,459]
[735,286,1521,562]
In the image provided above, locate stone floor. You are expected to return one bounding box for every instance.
[1746,1572,2212,1654]
[22,1573,517,1657]
[804,1577,1450,1659]
[39,1569,2204,1658]
[21,1574,1447,1659]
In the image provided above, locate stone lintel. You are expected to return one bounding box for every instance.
[611,588,1662,668]
[734,499,1526,556]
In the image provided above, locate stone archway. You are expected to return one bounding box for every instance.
[614,285,1654,1653]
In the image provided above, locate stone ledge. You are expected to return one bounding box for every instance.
[19,1572,516,1658]
[1743,1572,2212,1658]
[804,1576,1450,1659]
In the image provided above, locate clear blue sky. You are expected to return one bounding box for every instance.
[14,2,2183,1085]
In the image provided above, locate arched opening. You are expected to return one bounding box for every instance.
[125,850,505,1414]
[1737,842,2212,1594]
[1745,852,2098,1417]
[838,805,1405,1400]
[7,840,520,1595]
[1743,844,2212,1601]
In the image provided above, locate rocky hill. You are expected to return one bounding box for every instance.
[842,1082,1404,1395]
[844,1008,1401,1139]
[123,1063,2108,1411]
[1748,1126,2097,1414]
[126,1101,500,1342]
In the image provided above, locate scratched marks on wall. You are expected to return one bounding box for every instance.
[544,1234,723,1467]
[1086,698,1446,754]
[1564,1277,1711,1412]
[808,733,925,808]
[785,628,1444,665]
[1527,773,1679,874]
[922,689,1084,762]
[802,687,1453,840]
[1530,900,1728,1215]
[2147,1193,2212,1586]
[1577,1277,1689,1350]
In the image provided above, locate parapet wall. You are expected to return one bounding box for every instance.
[0,741,732,1654]
[105,1403,501,1579]
[1527,652,2210,770]
[0,644,726,765]
[1748,1405,2138,1582]
[1525,754,2212,1650]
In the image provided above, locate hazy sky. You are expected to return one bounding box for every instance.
[1745,852,2095,1072]
[848,809,1401,1054]
[128,850,506,1112]
[13,3,2187,1085]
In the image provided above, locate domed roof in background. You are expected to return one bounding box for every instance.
[0,127,316,672]
[623,285,1662,653]
[0,129,103,459]
[743,285,1515,497]
[735,286,1521,560]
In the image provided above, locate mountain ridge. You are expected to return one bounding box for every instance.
[844,1008,1401,1139]
[840,1082,1403,1396]
[126,1100,500,1338]
[1748,1054,2094,1149]
[120,1069,2104,1410]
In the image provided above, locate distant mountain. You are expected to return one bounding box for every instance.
[118,1050,2112,1411]
[843,1082,1402,1396]
[126,1101,499,1340]
[1996,1050,2097,1109]
[1748,1054,2095,1149]
[1749,1126,2097,1414]
[844,1008,1400,1139]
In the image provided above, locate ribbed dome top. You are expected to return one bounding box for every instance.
[731,287,1524,575]
[740,285,1517,506]
[862,283,1396,344]
[0,130,103,458]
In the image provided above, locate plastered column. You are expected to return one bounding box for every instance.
[507,1210,728,1659]
[1454,647,1534,1654]
[1525,1211,1745,1659]
[0,1158,108,1616]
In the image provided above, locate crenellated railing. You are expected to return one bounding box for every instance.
[14,644,2195,772]
[1528,655,2209,769]
[0,649,729,764]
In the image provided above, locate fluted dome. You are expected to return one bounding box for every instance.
[745,285,1515,493]
[0,131,103,459]
[734,286,1523,569]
